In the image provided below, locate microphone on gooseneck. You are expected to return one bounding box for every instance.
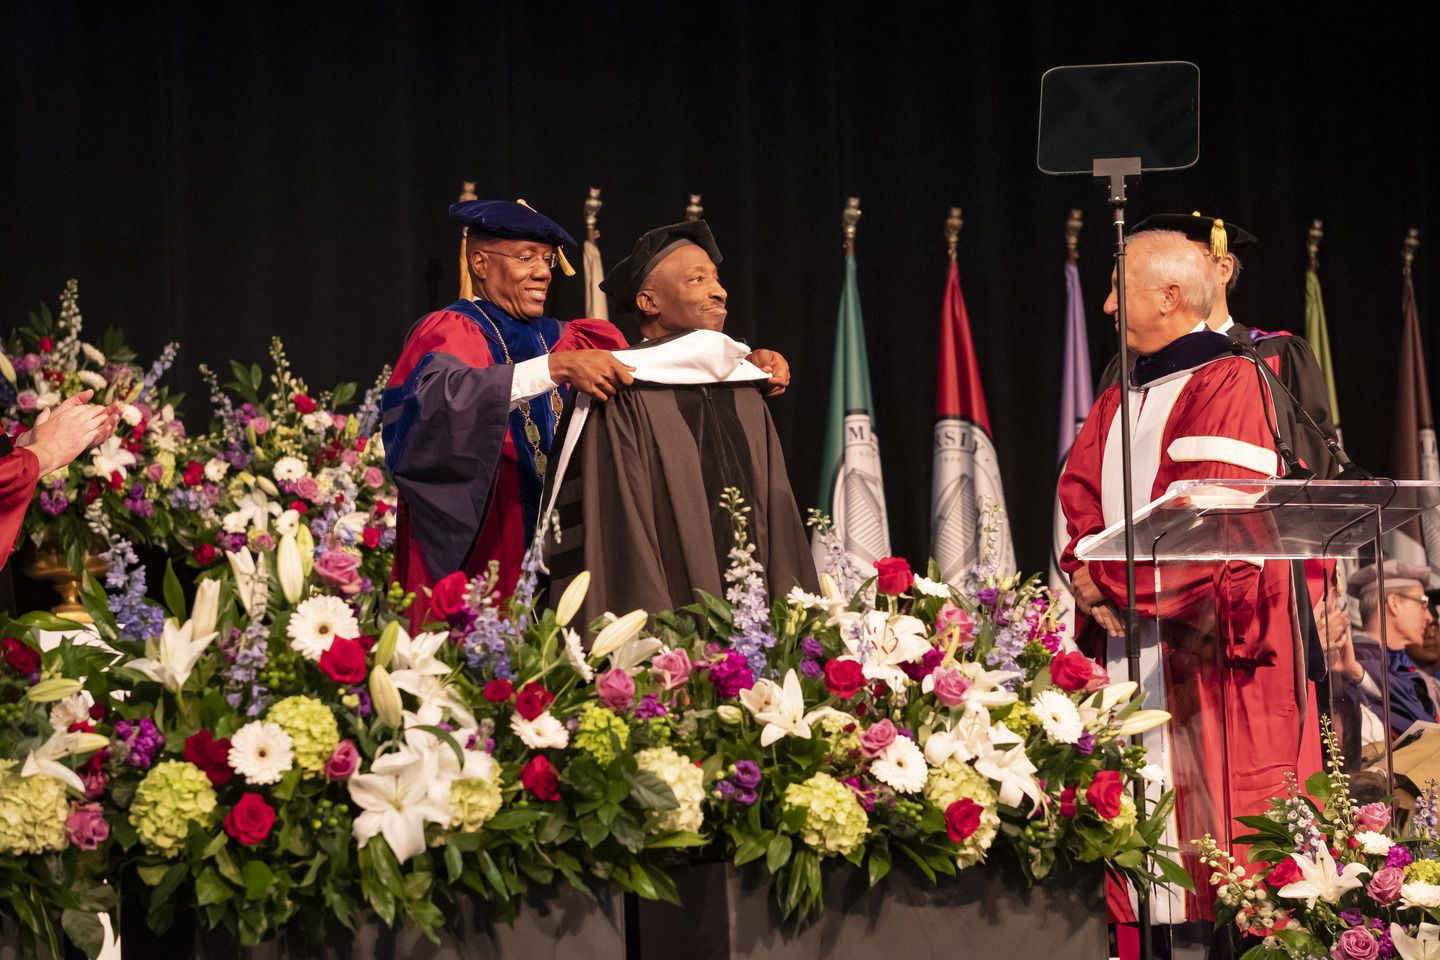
[1227,340,1372,480]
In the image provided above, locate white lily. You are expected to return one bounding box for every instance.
[190,578,221,645]
[834,610,930,687]
[88,436,137,481]
[554,572,590,627]
[926,662,1021,712]
[226,548,271,617]
[746,669,842,747]
[819,572,843,602]
[386,630,475,726]
[785,585,848,613]
[397,704,485,804]
[923,709,996,765]
[369,666,404,727]
[277,533,304,605]
[274,508,302,537]
[590,609,648,661]
[737,678,784,717]
[973,739,1042,809]
[22,729,110,793]
[295,525,315,576]
[1084,681,1138,714]
[1115,709,1173,736]
[1391,922,1440,960]
[127,618,217,693]
[349,747,452,863]
[1276,848,1369,907]
[610,635,664,674]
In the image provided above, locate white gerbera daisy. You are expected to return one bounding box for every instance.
[1356,830,1393,856]
[510,711,570,750]
[1032,689,1084,745]
[870,735,928,794]
[287,595,360,661]
[562,628,594,682]
[911,576,953,598]
[228,721,295,785]
[272,456,308,483]
[1402,881,1440,909]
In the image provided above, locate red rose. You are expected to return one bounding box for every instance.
[515,682,554,721]
[182,461,205,487]
[293,394,317,414]
[429,571,470,619]
[318,637,367,684]
[873,556,914,595]
[945,798,983,841]
[290,500,308,514]
[1049,651,1097,692]
[37,336,53,353]
[107,471,124,491]
[362,526,381,549]
[823,659,866,699]
[184,729,235,786]
[355,437,368,452]
[1059,786,1078,817]
[2,637,41,675]
[355,634,376,652]
[88,702,107,721]
[1265,856,1304,889]
[374,500,390,517]
[520,755,561,802]
[224,793,277,845]
[82,480,101,505]
[1085,770,1124,820]
[194,543,218,566]
[484,679,515,702]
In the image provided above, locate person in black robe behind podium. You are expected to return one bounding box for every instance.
[539,220,818,629]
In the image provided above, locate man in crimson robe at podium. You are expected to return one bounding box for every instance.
[1058,230,1321,926]
[382,199,634,627]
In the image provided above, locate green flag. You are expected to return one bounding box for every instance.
[816,252,891,567]
[1304,268,1342,439]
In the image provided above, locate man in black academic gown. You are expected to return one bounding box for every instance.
[1096,212,1340,478]
[539,220,818,625]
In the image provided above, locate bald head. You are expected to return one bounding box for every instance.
[635,244,728,340]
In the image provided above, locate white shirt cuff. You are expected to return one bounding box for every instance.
[510,356,557,406]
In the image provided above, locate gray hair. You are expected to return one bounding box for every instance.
[1126,229,1217,320]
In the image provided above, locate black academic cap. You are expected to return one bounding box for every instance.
[1131,211,1257,261]
[600,220,723,315]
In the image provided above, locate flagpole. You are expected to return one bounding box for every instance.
[685,193,703,222]
[584,187,602,244]
[945,206,962,261]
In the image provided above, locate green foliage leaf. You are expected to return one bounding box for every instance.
[766,833,793,874]
[61,909,105,959]
[242,859,275,901]
[1304,771,1334,804]
[162,560,186,622]
[486,808,547,831]
[867,842,892,887]
[195,866,234,906]
[1153,854,1196,892]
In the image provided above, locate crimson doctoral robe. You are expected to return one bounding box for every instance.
[0,442,39,568]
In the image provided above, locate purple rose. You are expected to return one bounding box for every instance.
[929,667,971,708]
[651,648,693,691]
[859,719,897,758]
[596,669,635,713]
[314,550,362,595]
[324,740,360,781]
[1367,866,1404,904]
[1332,927,1380,960]
[66,802,109,850]
[731,760,762,790]
[1355,802,1391,833]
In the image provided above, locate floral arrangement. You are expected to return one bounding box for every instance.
[0,281,184,564]
[0,472,1186,957]
[1200,719,1440,960]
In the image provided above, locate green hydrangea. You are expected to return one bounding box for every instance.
[0,760,68,855]
[1408,859,1440,885]
[450,777,504,832]
[924,759,1000,868]
[996,703,1039,740]
[1108,795,1138,833]
[634,746,705,834]
[130,760,218,857]
[268,695,340,776]
[574,703,630,766]
[817,713,860,757]
[783,772,869,857]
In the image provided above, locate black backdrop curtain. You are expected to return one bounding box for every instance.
[1,1,1434,577]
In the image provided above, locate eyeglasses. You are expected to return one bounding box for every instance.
[482,249,559,270]
[1391,593,1432,611]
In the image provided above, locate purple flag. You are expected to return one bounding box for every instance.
[1050,260,1093,608]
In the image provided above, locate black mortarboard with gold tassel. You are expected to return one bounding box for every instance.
[1131,211,1258,261]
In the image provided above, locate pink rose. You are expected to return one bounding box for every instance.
[66,802,109,851]
[596,669,635,713]
[314,550,362,595]
[859,719,897,758]
[293,476,321,501]
[1355,802,1391,833]
[81,766,107,800]
[324,740,361,781]
[340,449,360,468]
[16,390,37,412]
[935,603,975,645]
[930,667,971,707]
[331,413,348,431]
[1367,866,1404,904]
[1333,927,1380,960]
[363,466,385,489]
[19,354,42,373]
[651,648,693,691]
[249,416,271,436]
[145,462,164,483]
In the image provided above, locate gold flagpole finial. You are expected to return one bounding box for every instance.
[1307,219,1324,273]
[584,187,602,243]
[1404,227,1420,277]
[685,193,703,222]
[457,181,479,300]
[1065,208,1084,264]
[945,207,963,260]
[842,197,862,255]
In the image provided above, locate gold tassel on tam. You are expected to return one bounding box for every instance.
[515,197,577,276]
[1190,210,1228,262]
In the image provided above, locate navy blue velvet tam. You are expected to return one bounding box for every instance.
[449,199,579,250]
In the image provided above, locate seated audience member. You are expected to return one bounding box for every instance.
[1349,561,1437,737]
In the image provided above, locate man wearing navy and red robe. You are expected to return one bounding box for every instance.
[382,200,633,627]
[1058,230,1321,926]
